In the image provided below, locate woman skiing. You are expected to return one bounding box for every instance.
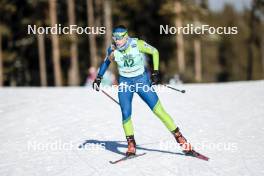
[93,25,192,156]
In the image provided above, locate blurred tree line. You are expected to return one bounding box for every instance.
[0,0,263,86]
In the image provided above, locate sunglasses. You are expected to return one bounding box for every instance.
[112,32,128,41]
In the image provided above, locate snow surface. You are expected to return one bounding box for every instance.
[0,81,264,176]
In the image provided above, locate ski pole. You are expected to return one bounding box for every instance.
[162,84,186,93]
[101,89,120,105]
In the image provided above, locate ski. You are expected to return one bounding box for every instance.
[184,150,209,161]
[109,153,146,164]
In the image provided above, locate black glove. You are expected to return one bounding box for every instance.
[92,76,102,91]
[151,70,159,85]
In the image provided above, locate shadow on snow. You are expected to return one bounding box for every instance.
[79,139,185,157]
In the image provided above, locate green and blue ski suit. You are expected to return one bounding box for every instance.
[98,37,177,136]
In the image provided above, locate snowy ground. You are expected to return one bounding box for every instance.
[0,81,264,176]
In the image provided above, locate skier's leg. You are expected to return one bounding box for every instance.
[118,79,137,156]
[136,73,192,151]
[136,74,177,131]
[118,85,134,136]
[138,90,177,131]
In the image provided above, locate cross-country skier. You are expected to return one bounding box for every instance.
[93,25,192,156]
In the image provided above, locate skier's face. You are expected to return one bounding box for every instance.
[114,36,128,47]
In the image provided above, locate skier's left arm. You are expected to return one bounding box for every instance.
[137,40,159,84]
[137,40,159,71]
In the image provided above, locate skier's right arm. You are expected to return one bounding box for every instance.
[92,46,114,91]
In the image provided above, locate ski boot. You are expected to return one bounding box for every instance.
[172,127,193,153]
[126,135,136,156]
